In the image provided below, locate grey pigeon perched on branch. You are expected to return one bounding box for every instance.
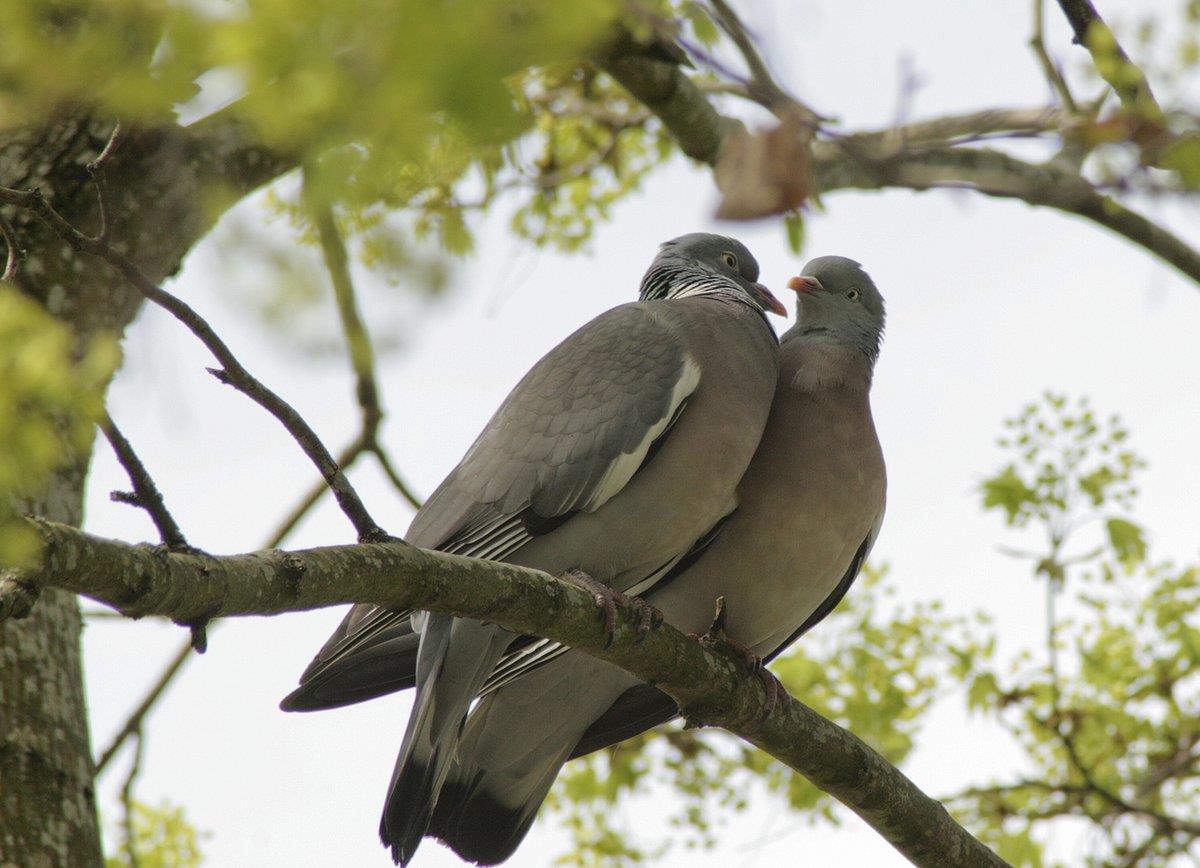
[281,233,787,865]
[421,255,887,865]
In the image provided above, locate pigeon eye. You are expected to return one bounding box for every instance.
[721,252,738,269]
[846,288,861,301]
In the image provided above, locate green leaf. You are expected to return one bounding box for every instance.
[1105,517,1146,567]
[783,211,805,255]
[981,466,1036,524]
[1157,136,1200,189]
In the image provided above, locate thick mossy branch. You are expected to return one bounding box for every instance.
[3,518,1006,868]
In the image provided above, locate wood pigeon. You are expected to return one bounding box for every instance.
[419,255,888,865]
[280,233,787,865]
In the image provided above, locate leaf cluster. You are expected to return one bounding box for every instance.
[0,288,118,565]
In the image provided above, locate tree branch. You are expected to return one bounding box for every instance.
[1031,0,1080,114]
[92,435,373,777]
[0,183,390,543]
[1051,0,1162,120]
[595,37,1200,286]
[93,184,422,775]
[4,519,1006,868]
[0,212,21,281]
[100,413,192,554]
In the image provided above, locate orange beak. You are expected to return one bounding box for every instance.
[788,276,825,296]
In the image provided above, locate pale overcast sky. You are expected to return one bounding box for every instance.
[81,1,1198,866]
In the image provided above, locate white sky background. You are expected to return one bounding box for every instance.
[78,1,1200,865]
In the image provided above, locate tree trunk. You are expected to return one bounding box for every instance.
[0,110,290,866]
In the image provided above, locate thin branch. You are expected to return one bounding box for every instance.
[0,212,22,281]
[100,413,192,554]
[95,653,182,776]
[1052,0,1163,120]
[305,169,423,512]
[707,0,822,124]
[119,730,145,868]
[87,121,127,175]
[0,183,389,543]
[6,518,1007,868]
[809,142,1200,285]
[93,435,373,776]
[1031,0,1080,114]
[94,182,424,776]
[308,183,382,436]
[372,445,423,511]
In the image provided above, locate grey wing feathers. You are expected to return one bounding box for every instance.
[284,302,699,709]
[475,513,732,697]
[410,301,700,544]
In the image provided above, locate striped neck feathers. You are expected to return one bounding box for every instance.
[639,263,752,308]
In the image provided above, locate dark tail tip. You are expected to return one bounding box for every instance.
[379,752,443,866]
[428,778,537,866]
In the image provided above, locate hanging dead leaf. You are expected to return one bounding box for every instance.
[714,111,812,220]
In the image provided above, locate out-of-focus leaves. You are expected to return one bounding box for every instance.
[981,466,1037,525]
[783,210,805,255]
[983,394,1143,531]
[1158,135,1200,188]
[955,395,1200,865]
[104,799,207,868]
[0,289,118,566]
[1105,517,1146,568]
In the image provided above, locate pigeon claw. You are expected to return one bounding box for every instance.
[691,596,782,725]
[560,569,619,644]
[755,667,785,724]
[559,569,663,648]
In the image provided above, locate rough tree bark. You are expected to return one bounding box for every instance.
[0,111,288,867]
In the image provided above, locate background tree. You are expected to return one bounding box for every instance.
[1,1,1197,865]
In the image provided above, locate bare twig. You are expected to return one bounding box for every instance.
[95,181,425,776]
[119,730,145,868]
[373,445,423,511]
[93,434,373,776]
[0,183,389,543]
[0,212,21,281]
[306,170,423,511]
[309,185,381,435]
[101,413,192,554]
[707,0,822,124]
[88,121,126,175]
[1031,0,1080,114]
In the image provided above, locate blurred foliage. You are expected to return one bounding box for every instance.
[951,394,1200,866]
[0,289,118,566]
[547,394,1200,868]
[1078,2,1200,191]
[105,799,207,868]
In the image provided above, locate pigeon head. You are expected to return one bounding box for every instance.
[787,256,885,363]
[639,233,786,316]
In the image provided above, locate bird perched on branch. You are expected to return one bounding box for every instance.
[423,255,887,865]
[281,233,787,865]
